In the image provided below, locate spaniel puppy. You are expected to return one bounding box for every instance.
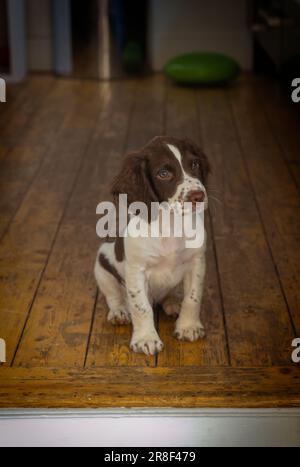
[95,136,210,355]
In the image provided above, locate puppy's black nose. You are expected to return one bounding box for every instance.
[187,190,205,204]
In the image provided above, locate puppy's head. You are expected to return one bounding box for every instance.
[111,136,211,212]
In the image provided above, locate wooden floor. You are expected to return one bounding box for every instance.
[0,74,299,408]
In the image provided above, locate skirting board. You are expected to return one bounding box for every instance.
[0,409,300,447]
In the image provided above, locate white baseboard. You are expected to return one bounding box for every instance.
[0,409,299,447]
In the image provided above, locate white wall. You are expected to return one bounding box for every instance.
[26,0,53,71]
[149,0,252,70]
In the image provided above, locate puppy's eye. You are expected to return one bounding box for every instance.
[192,160,200,170]
[157,168,172,180]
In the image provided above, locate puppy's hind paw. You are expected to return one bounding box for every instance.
[107,308,131,326]
[161,297,181,318]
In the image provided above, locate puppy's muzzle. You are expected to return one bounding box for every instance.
[186,190,206,209]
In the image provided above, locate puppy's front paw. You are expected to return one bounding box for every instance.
[130,332,164,356]
[175,320,206,342]
[107,308,131,325]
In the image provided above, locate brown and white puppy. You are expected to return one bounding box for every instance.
[95,136,210,355]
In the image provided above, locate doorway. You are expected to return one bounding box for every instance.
[0,0,10,74]
[53,0,149,80]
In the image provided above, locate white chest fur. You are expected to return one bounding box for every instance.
[125,234,205,303]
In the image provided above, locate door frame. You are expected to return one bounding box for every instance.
[1,0,27,82]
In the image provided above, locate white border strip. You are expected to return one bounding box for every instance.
[0,409,300,447]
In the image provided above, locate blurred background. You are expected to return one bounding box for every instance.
[1,0,300,88]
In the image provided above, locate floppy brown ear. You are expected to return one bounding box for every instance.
[111,152,158,209]
[184,138,211,183]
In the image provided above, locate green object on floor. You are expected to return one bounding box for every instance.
[164,52,240,85]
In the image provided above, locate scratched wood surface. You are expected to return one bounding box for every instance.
[0,74,299,408]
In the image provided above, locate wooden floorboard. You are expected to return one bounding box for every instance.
[0,366,299,408]
[255,77,300,164]
[20,79,140,368]
[0,74,299,408]
[197,88,294,366]
[0,77,55,148]
[0,80,103,365]
[229,81,300,335]
[0,80,85,241]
